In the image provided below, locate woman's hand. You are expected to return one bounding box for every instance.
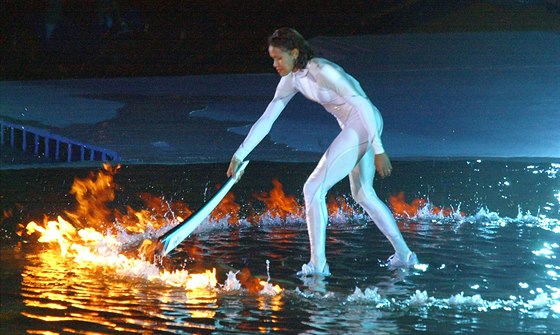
[227,156,244,180]
[375,152,392,178]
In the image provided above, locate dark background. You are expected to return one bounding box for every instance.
[2,0,560,80]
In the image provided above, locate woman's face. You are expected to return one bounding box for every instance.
[268,46,299,76]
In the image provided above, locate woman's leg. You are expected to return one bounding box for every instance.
[303,126,367,272]
[348,147,412,258]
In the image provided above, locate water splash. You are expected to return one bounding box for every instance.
[220,270,242,291]
[259,260,283,296]
[346,287,384,305]
[339,287,560,317]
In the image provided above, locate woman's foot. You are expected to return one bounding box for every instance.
[297,261,331,277]
[387,251,419,269]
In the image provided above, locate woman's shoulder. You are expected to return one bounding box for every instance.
[309,57,337,68]
[307,58,345,77]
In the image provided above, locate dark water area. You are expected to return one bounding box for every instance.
[1,160,559,334]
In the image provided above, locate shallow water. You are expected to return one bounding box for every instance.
[1,160,559,334]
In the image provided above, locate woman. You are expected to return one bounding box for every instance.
[227,28,418,276]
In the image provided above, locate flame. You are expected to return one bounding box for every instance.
[389,192,464,218]
[211,190,240,224]
[185,268,218,290]
[23,164,220,291]
[253,179,303,221]
[3,209,13,220]
[253,180,357,222]
[22,164,285,295]
[237,267,265,294]
[116,192,193,234]
[65,163,119,230]
[327,195,355,217]
[389,193,427,218]
[26,216,77,256]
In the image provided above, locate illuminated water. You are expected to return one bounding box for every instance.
[1,160,559,334]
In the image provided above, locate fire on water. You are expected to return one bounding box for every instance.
[23,164,290,295]
[23,163,456,294]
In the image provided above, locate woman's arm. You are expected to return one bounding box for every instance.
[231,76,297,163]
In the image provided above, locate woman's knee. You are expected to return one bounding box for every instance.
[303,179,320,203]
[351,184,377,204]
[305,177,333,209]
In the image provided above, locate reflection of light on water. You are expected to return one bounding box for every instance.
[20,248,227,333]
[413,263,429,272]
[547,163,559,178]
[184,288,218,319]
[21,249,143,331]
[532,244,556,258]
[553,303,560,314]
[526,163,559,178]
[257,293,285,333]
[524,163,559,220]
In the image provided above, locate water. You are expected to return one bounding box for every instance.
[1,160,559,334]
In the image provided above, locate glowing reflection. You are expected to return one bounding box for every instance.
[552,303,560,314]
[20,247,225,333]
[184,287,218,319]
[256,293,284,333]
[533,248,554,257]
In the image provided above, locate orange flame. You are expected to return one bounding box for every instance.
[21,164,289,295]
[115,193,193,235]
[327,195,355,217]
[26,216,78,256]
[63,163,119,230]
[253,179,303,220]
[211,190,240,224]
[389,192,463,218]
[22,164,227,292]
[25,164,191,257]
[389,192,427,218]
[237,267,265,294]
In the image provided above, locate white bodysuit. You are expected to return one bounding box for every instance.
[233,58,410,272]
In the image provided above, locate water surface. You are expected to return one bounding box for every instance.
[1,160,559,334]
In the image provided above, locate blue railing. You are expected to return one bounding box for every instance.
[0,120,120,163]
